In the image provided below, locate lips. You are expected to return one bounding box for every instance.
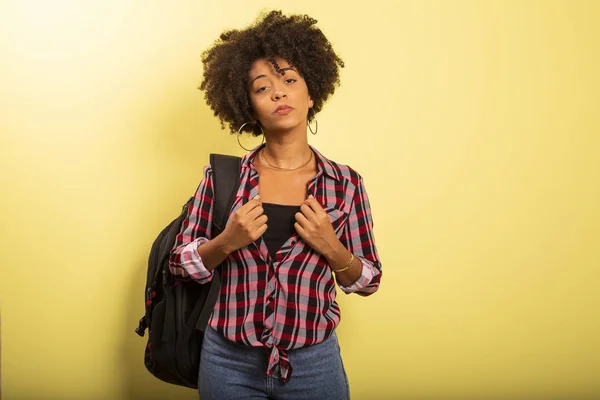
[273,105,294,114]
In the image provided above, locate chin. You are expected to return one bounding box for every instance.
[265,119,303,133]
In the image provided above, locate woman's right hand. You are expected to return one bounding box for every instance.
[220,196,268,253]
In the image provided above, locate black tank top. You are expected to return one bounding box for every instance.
[261,203,301,259]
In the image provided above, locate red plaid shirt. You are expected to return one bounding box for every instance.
[169,144,382,382]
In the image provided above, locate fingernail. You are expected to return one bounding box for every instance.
[254,195,261,200]
[309,195,314,199]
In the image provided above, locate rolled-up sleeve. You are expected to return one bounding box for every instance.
[338,177,382,295]
[169,165,215,284]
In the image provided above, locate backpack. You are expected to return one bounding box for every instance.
[135,153,241,388]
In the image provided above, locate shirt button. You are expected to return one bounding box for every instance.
[291,240,296,245]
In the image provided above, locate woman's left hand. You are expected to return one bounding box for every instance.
[294,195,341,258]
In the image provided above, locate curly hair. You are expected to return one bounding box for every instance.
[199,10,345,136]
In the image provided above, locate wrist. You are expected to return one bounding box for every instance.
[325,241,347,265]
[214,233,235,255]
[332,253,354,273]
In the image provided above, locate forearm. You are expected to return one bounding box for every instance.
[325,241,363,287]
[197,234,235,272]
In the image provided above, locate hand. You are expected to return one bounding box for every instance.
[294,195,341,258]
[220,195,268,253]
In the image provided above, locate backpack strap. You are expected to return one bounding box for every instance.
[193,154,241,332]
[210,153,242,237]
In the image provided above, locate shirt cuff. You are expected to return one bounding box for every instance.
[180,237,214,283]
[337,256,376,294]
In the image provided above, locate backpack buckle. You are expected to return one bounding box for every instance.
[135,316,148,337]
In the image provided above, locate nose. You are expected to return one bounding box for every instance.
[271,85,287,101]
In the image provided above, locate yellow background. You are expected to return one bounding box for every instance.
[1,1,599,399]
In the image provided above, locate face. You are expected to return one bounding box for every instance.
[247,56,314,134]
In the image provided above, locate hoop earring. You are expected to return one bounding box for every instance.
[308,108,318,135]
[237,121,265,151]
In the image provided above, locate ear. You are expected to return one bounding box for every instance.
[308,98,314,109]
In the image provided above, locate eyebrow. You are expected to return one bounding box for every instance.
[250,67,296,85]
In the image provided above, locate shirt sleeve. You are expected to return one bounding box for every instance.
[337,176,382,295]
[168,165,215,284]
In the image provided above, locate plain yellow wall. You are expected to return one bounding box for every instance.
[1,1,599,399]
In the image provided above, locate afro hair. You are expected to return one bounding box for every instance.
[199,10,345,136]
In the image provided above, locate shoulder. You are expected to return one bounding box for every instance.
[315,148,363,187]
[201,164,214,178]
[194,164,214,189]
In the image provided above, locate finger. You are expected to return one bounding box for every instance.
[251,214,268,230]
[246,205,265,221]
[254,222,268,240]
[239,197,262,215]
[294,211,310,229]
[294,222,307,241]
[304,196,326,216]
[300,204,319,224]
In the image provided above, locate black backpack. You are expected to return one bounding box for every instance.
[135,154,241,388]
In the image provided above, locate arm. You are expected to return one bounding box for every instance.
[169,166,267,283]
[169,165,221,283]
[329,177,382,295]
[295,178,382,295]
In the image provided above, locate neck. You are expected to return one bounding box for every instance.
[262,131,312,169]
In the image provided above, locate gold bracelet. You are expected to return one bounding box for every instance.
[332,253,354,273]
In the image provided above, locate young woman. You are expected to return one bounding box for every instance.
[169,10,382,399]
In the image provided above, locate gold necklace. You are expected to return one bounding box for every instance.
[260,148,313,171]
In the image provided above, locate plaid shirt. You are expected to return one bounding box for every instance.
[169,144,382,382]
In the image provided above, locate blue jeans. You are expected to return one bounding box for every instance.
[198,326,350,399]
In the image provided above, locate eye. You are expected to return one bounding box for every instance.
[256,86,269,93]
[285,78,297,84]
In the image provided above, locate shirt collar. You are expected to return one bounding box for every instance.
[241,143,341,182]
